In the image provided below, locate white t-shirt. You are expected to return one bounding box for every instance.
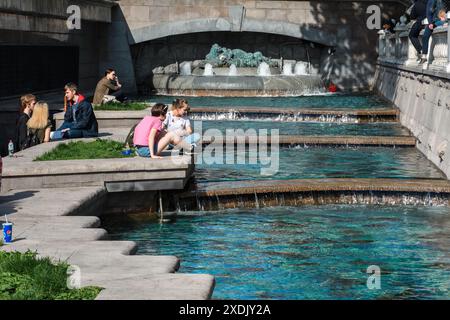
[163,111,191,136]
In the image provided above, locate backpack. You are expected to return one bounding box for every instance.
[124,123,138,148]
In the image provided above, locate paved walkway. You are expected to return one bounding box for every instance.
[0,185,214,300]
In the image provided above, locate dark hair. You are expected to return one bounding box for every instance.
[105,68,115,76]
[151,103,168,117]
[64,82,78,93]
[172,98,189,110]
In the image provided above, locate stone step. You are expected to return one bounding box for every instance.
[1,240,138,261]
[202,135,416,147]
[184,178,450,197]
[94,274,215,300]
[67,253,180,280]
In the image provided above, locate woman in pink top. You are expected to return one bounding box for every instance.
[133,103,191,158]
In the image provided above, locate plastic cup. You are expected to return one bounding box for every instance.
[2,223,12,243]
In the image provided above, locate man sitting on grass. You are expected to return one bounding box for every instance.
[52,83,98,140]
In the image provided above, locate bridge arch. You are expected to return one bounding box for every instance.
[128,18,337,47]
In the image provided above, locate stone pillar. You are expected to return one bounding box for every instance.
[430,29,448,71]
[378,30,386,61]
[447,11,450,73]
[98,6,137,94]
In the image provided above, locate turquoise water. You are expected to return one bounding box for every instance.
[198,121,411,136]
[195,147,445,182]
[104,205,450,300]
[147,93,391,109]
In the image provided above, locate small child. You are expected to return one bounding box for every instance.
[163,99,200,146]
[133,103,191,159]
[435,9,448,27]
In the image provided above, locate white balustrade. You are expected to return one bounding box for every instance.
[377,15,449,74]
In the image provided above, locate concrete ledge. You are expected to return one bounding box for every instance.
[95,274,215,300]
[182,178,450,197]
[1,134,193,193]
[202,135,416,147]
[0,186,215,300]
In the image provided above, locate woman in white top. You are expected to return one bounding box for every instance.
[163,99,200,146]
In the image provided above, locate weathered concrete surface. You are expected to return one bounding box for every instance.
[54,110,150,129]
[115,0,405,92]
[191,107,399,116]
[183,178,450,197]
[0,187,215,300]
[375,64,450,178]
[0,0,114,23]
[202,135,416,147]
[1,131,193,193]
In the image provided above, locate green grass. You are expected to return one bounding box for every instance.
[94,102,149,111]
[35,139,134,161]
[0,251,102,300]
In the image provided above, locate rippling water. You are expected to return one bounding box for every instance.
[104,205,450,300]
[195,146,445,182]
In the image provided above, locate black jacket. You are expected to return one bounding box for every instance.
[411,0,428,20]
[64,95,98,137]
[15,113,30,151]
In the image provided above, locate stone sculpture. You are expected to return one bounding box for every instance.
[205,43,275,67]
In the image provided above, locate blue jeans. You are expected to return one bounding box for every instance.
[55,122,83,139]
[422,26,434,55]
[136,144,159,158]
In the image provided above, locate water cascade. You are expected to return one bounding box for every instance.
[180,62,192,76]
[203,63,214,76]
[229,64,238,76]
[295,62,309,75]
[283,62,293,75]
[257,62,271,76]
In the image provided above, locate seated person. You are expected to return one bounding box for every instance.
[15,94,36,151]
[93,68,125,105]
[52,83,98,139]
[26,101,52,147]
[435,9,448,27]
[163,99,200,146]
[382,19,396,33]
[133,103,192,159]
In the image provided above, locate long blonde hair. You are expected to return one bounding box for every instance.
[27,101,49,129]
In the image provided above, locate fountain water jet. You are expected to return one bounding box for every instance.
[180,62,192,76]
[295,62,309,75]
[203,63,214,76]
[229,64,238,76]
[257,62,271,76]
[283,62,293,75]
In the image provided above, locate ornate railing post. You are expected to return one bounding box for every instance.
[378,30,386,62]
[447,11,450,73]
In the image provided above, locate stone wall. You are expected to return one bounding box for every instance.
[115,0,405,91]
[0,0,115,156]
[375,65,450,178]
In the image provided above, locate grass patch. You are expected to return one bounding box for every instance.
[94,102,149,111]
[35,139,134,161]
[0,251,102,300]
